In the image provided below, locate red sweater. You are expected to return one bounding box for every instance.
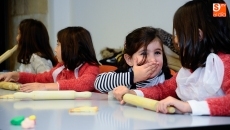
[138,53,230,116]
[18,63,99,92]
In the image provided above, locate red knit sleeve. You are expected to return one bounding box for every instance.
[58,63,99,92]
[18,63,62,84]
[206,54,230,116]
[138,74,178,100]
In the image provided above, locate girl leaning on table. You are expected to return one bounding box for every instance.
[0,26,100,92]
[113,0,230,116]
[94,27,173,93]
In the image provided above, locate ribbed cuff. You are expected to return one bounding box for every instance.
[187,100,210,115]
[133,90,144,97]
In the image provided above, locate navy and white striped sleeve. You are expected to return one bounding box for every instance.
[94,71,133,93]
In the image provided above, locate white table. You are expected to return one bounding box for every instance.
[0,89,230,130]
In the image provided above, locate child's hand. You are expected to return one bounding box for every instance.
[0,72,19,82]
[155,96,192,114]
[113,86,130,104]
[133,58,159,83]
[19,83,46,92]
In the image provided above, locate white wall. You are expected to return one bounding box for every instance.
[47,0,71,50]
[48,0,230,60]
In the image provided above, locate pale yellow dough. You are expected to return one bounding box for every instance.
[69,106,98,112]
[0,82,20,91]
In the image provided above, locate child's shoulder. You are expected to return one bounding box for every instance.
[83,62,99,67]
[218,53,230,62]
[80,63,99,71]
[52,63,64,69]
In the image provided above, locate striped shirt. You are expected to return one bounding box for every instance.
[94,71,133,93]
[94,68,165,93]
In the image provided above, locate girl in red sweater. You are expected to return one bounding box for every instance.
[113,0,230,116]
[0,26,99,92]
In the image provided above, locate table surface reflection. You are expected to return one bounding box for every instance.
[0,89,230,130]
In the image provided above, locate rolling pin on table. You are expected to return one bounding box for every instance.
[0,90,92,100]
[123,94,176,113]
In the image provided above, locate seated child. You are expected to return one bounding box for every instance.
[94,27,172,93]
[113,0,230,116]
[16,19,57,73]
[0,26,100,92]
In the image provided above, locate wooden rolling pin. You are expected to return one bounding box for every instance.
[0,90,92,100]
[0,45,18,64]
[14,100,92,110]
[123,94,176,114]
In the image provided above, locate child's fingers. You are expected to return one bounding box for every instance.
[113,90,122,101]
[117,96,123,102]
[20,87,32,93]
[157,100,172,114]
[19,85,30,92]
[144,62,158,69]
[120,100,126,105]
[145,64,158,75]
[4,77,11,82]
[0,76,3,81]
[158,104,166,114]
[20,84,28,88]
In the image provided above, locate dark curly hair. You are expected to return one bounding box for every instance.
[117,26,172,79]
